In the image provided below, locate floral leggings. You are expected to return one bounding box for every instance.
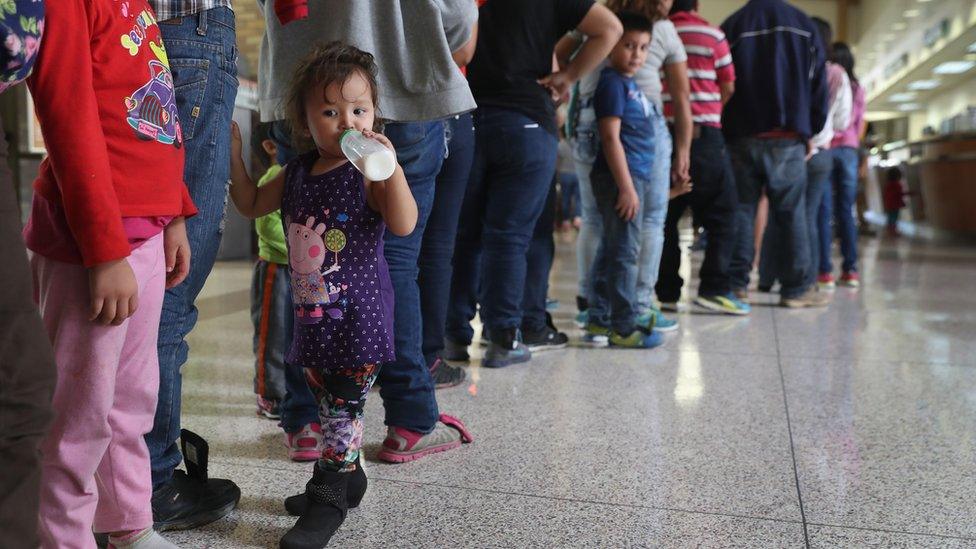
[304,363,379,471]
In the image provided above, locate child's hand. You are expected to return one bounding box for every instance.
[164,217,191,289]
[89,259,138,326]
[231,121,244,160]
[670,179,693,199]
[616,187,640,221]
[362,129,397,156]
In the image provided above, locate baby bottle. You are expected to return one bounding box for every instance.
[339,129,397,181]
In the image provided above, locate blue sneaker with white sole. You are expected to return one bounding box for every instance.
[637,307,678,333]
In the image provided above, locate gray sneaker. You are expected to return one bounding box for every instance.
[376,414,473,463]
[781,288,831,308]
[483,328,531,368]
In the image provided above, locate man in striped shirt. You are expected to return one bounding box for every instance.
[656,0,749,315]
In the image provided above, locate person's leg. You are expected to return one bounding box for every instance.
[761,140,811,298]
[586,170,614,330]
[419,113,474,366]
[636,111,672,313]
[727,139,765,292]
[522,177,558,333]
[818,162,835,277]
[0,120,55,546]
[573,117,602,307]
[252,261,287,409]
[93,236,167,536]
[757,217,780,288]
[804,151,832,287]
[149,7,239,489]
[689,128,739,299]
[276,268,319,434]
[376,121,444,433]
[478,110,558,336]
[833,147,860,273]
[654,193,688,304]
[595,174,643,335]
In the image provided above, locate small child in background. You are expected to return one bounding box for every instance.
[882,166,908,237]
[249,122,323,462]
[229,42,420,547]
[556,107,582,231]
[583,11,664,350]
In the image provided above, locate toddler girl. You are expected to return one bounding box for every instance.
[25,1,194,547]
[229,42,417,549]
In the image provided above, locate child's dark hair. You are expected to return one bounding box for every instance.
[669,0,698,15]
[616,10,653,34]
[284,41,381,148]
[250,121,275,170]
[886,166,903,182]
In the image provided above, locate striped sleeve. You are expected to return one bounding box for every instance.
[714,34,735,83]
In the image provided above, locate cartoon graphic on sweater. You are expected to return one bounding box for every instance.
[121,9,182,148]
[288,215,345,324]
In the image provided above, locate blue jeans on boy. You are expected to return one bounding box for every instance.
[148,7,238,488]
[589,168,646,334]
[759,149,831,288]
[378,120,445,434]
[419,113,474,367]
[728,138,810,299]
[635,106,671,314]
[447,107,558,340]
[828,146,859,273]
[559,171,580,221]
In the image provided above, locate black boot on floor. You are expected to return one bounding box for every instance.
[279,464,350,549]
[284,456,366,516]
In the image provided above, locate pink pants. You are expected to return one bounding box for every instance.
[32,233,165,548]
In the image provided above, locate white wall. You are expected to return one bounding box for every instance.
[907,77,976,139]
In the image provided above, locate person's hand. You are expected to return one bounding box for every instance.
[88,258,138,326]
[363,129,397,155]
[231,121,244,161]
[164,217,191,289]
[538,71,574,104]
[672,151,690,185]
[670,178,693,199]
[616,187,640,221]
[805,139,815,161]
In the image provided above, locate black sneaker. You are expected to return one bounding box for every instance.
[522,313,569,352]
[429,357,466,389]
[575,295,589,313]
[442,338,470,362]
[483,328,531,368]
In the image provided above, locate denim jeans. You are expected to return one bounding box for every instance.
[635,107,672,314]
[656,125,738,302]
[828,146,859,273]
[377,120,445,434]
[522,179,558,333]
[558,171,580,220]
[447,107,558,339]
[589,168,646,334]
[419,113,474,367]
[758,149,831,289]
[572,98,599,303]
[148,7,238,488]
[728,138,810,299]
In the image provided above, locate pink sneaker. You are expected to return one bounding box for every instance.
[284,423,323,462]
[839,271,860,288]
[376,414,473,463]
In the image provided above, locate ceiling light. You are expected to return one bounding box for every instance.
[893,22,907,30]
[904,9,920,17]
[908,79,940,90]
[889,92,918,102]
[970,41,976,53]
[897,103,922,111]
[933,60,976,74]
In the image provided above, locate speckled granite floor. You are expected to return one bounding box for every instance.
[168,231,976,548]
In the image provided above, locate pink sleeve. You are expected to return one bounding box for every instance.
[714,36,735,83]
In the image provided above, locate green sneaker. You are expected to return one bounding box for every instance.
[637,308,678,333]
[581,323,610,347]
[609,329,664,349]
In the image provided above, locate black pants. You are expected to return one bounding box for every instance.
[521,176,558,333]
[0,115,56,546]
[656,125,737,302]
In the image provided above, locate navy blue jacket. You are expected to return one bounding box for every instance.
[720,0,828,139]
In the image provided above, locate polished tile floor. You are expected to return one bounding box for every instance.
[169,231,976,548]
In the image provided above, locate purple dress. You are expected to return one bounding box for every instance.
[282,154,395,369]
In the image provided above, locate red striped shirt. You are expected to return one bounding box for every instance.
[663,11,735,128]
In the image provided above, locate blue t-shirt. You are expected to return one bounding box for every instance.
[593,67,655,181]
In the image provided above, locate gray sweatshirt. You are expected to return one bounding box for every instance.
[258,0,478,123]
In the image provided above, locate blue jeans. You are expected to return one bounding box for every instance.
[447,108,558,340]
[589,168,646,334]
[419,113,474,367]
[558,171,580,220]
[635,107,671,314]
[523,179,558,332]
[377,120,445,434]
[758,149,831,288]
[573,102,600,303]
[148,7,238,488]
[829,146,859,273]
[728,138,810,299]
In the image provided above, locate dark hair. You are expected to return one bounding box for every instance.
[669,0,697,15]
[886,166,903,182]
[284,41,381,149]
[250,122,275,170]
[617,10,653,34]
[606,0,658,22]
[811,17,833,56]
[831,41,858,86]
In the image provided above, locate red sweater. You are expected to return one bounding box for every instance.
[24,0,195,267]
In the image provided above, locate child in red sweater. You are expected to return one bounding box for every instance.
[24,1,195,547]
[883,166,909,237]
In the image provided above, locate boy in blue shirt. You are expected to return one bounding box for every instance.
[584,11,663,349]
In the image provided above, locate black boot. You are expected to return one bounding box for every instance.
[279,464,350,549]
[284,456,366,516]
